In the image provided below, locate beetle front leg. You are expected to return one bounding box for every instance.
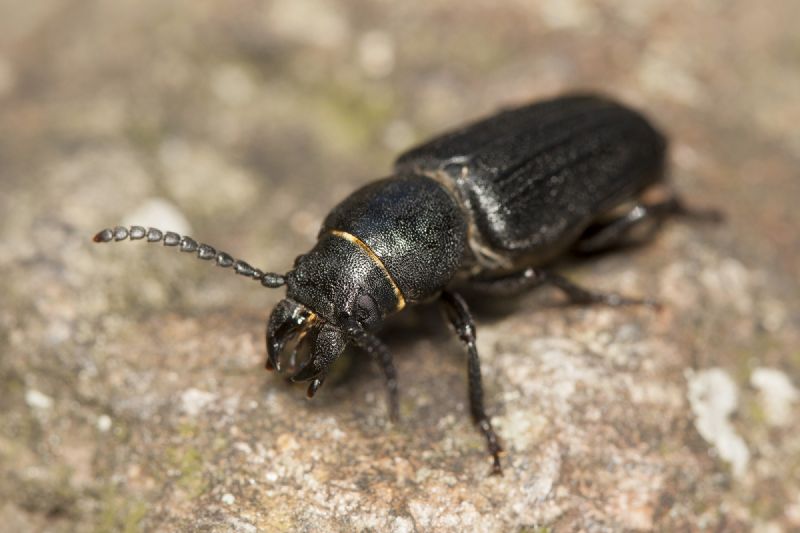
[440,290,503,474]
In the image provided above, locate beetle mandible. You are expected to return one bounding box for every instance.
[94,94,718,473]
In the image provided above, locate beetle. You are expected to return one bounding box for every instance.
[94,93,718,474]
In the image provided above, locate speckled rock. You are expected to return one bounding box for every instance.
[1,0,799,531]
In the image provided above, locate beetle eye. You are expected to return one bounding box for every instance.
[355,293,379,328]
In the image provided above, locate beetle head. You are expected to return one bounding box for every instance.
[265,232,402,396]
[91,224,401,399]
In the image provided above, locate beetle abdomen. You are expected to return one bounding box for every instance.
[395,94,666,267]
[322,174,467,302]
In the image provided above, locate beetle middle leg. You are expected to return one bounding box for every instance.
[349,328,400,421]
[440,290,503,474]
[466,268,659,308]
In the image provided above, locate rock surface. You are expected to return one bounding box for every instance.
[1,0,799,531]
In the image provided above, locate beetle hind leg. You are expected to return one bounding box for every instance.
[541,271,660,308]
[441,290,503,475]
[575,196,722,254]
[466,268,659,308]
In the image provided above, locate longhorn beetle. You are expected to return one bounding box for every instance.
[94,94,719,473]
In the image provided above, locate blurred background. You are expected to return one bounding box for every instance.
[1,0,798,531]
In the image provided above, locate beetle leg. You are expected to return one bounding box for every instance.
[575,197,722,254]
[541,271,660,308]
[349,328,400,422]
[440,290,503,475]
[466,268,658,308]
[465,267,549,295]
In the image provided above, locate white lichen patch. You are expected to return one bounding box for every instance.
[751,367,798,427]
[357,30,395,79]
[530,337,601,409]
[627,378,685,410]
[225,516,256,533]
[123,198,192,237]
[524,442,562,504]
[637,46,704,105]
[46,147,154,227]
[180,388,217,417]
[686,368,750,478]
[158,139,259,216]
[537,0,597,29]
[97,414,112,432]
[408,498,483,531]
[699,258,754,314]
[265,0,349,50]
[495,409,547,451]
[391,516,414,533]
[25,389,54,410]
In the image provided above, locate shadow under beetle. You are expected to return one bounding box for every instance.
[94,94,719,474]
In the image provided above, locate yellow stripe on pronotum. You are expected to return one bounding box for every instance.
[326,230,406,312]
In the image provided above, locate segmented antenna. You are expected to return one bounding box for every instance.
[93,226,287,288]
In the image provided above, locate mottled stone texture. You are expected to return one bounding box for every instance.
[1,1,799,531]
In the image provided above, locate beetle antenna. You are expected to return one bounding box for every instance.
[93,225,287,288]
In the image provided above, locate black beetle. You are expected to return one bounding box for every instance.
[94,94,718,473]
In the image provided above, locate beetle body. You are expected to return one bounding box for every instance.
[95,93,708,473]
[396,94,666,270]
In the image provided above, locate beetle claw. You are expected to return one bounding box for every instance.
[266,299,315,374]
[289,355,318,383]
[306,378,323,398]
[267,332,287,372]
